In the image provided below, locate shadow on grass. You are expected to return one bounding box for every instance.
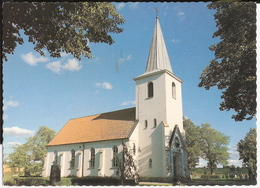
[183,179,257,186]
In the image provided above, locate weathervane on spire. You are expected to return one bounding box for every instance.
[155,7,159,19]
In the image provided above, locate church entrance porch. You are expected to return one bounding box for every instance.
[173,152,182,180]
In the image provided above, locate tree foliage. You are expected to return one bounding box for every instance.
[237,128,256,179]
[198,2,256,121]
[183,117,202,169]
[117,142,138,185]
[199,124,230,174]
[8,126,56,175]
[3,2,125,61]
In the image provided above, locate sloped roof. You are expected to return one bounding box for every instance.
[47,108,137,146]
[146,17,173,73]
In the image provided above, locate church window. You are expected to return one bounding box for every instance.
[149,158,152,168]
[175,137,180,148]
[133,144,136,155]
[148,82,154,98]
[112,146,119,167]
[90,147,95,168]
[70,149,75,169]
[145,120,148,129]
[54,150,58,164]
[154,118,157,128]
[172,82,176,99]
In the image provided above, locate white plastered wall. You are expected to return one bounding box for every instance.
[43,139,134,178]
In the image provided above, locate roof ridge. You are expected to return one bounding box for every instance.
[70,107,136,120]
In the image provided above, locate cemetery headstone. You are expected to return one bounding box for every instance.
[50,164,61,186]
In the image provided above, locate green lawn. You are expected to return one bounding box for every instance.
[183,179,256,186]
[190,167,248,175]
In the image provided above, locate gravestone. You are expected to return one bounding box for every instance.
[50,164,61,186]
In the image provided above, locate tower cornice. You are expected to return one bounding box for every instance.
[133,69,183,83]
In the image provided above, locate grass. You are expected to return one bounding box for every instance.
[183,179,257,186]
[190,167,248,175]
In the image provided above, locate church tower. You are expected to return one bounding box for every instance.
[134,10,188,182]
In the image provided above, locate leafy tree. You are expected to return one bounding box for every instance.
[229,164,236,172]
[237,128,256,179]
[8,126,56,175]
[199,123,230,174]
[183,117,202,169]
[3,2,125,61]
[117,142,138,185]
[198,2,256,121]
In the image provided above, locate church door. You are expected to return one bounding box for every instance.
[173,156,178,180]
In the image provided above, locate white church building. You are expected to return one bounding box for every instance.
[43,15,190,182]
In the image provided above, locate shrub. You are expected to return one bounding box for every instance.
[4,177,15,186]
[201,175,209,179]
[14,177,49,186]
[229,174,235,179]
[201,175,221,179]
[71,177,136,186]
[60,178,73,186]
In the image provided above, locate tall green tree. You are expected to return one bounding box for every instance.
[183,117,202,169]
[198,2,256,121]
[199,124,230,174]
[8,126,56,175]
[3,2,125,61]
[237,128,256,179]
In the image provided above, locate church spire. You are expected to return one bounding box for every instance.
[145,8,173,73]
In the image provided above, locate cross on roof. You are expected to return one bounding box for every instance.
[155,7,159,19]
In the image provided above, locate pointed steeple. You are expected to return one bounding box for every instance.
[146,10,173,73]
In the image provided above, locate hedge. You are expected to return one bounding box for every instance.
[11,176,136,186]
[201,175,221,179]
[13,177,49,186]
[71,177,136,186]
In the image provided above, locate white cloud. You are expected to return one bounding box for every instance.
[21,52,49,66]
[60,52,69,58]
[45,60,62,74]
[4,127,35,137]
[177,11,185,21]
[228,145,243,167]
[172,39,180,43]
[6,142,22,146]
[95,83,102,87]
[63,58,82,71]
[95,82,113,90]
[121,100,136,106]
[126,55,132,60]
[3,100,19,110]
[95,57,99,62]
[117,3,125,10]
[7,101,19,107]
[129,2,139,9]
[102,82,113,90]
[3,114,8,120]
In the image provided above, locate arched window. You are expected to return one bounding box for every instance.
[154,118,157,128]
[172,82,176,99]
[148,82,154,98]
[145,120,148,129]
[54,150,58,164]
[175,137,180,148]
[149,158,152,168]
[90,147,95,168]
[70,149,75,169]
[112,146,119,167]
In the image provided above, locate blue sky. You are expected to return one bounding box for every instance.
[3,2,257,168]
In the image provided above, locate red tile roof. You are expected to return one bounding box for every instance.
[47,108,137,146]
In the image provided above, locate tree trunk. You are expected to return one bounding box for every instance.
[211,166,213,175]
